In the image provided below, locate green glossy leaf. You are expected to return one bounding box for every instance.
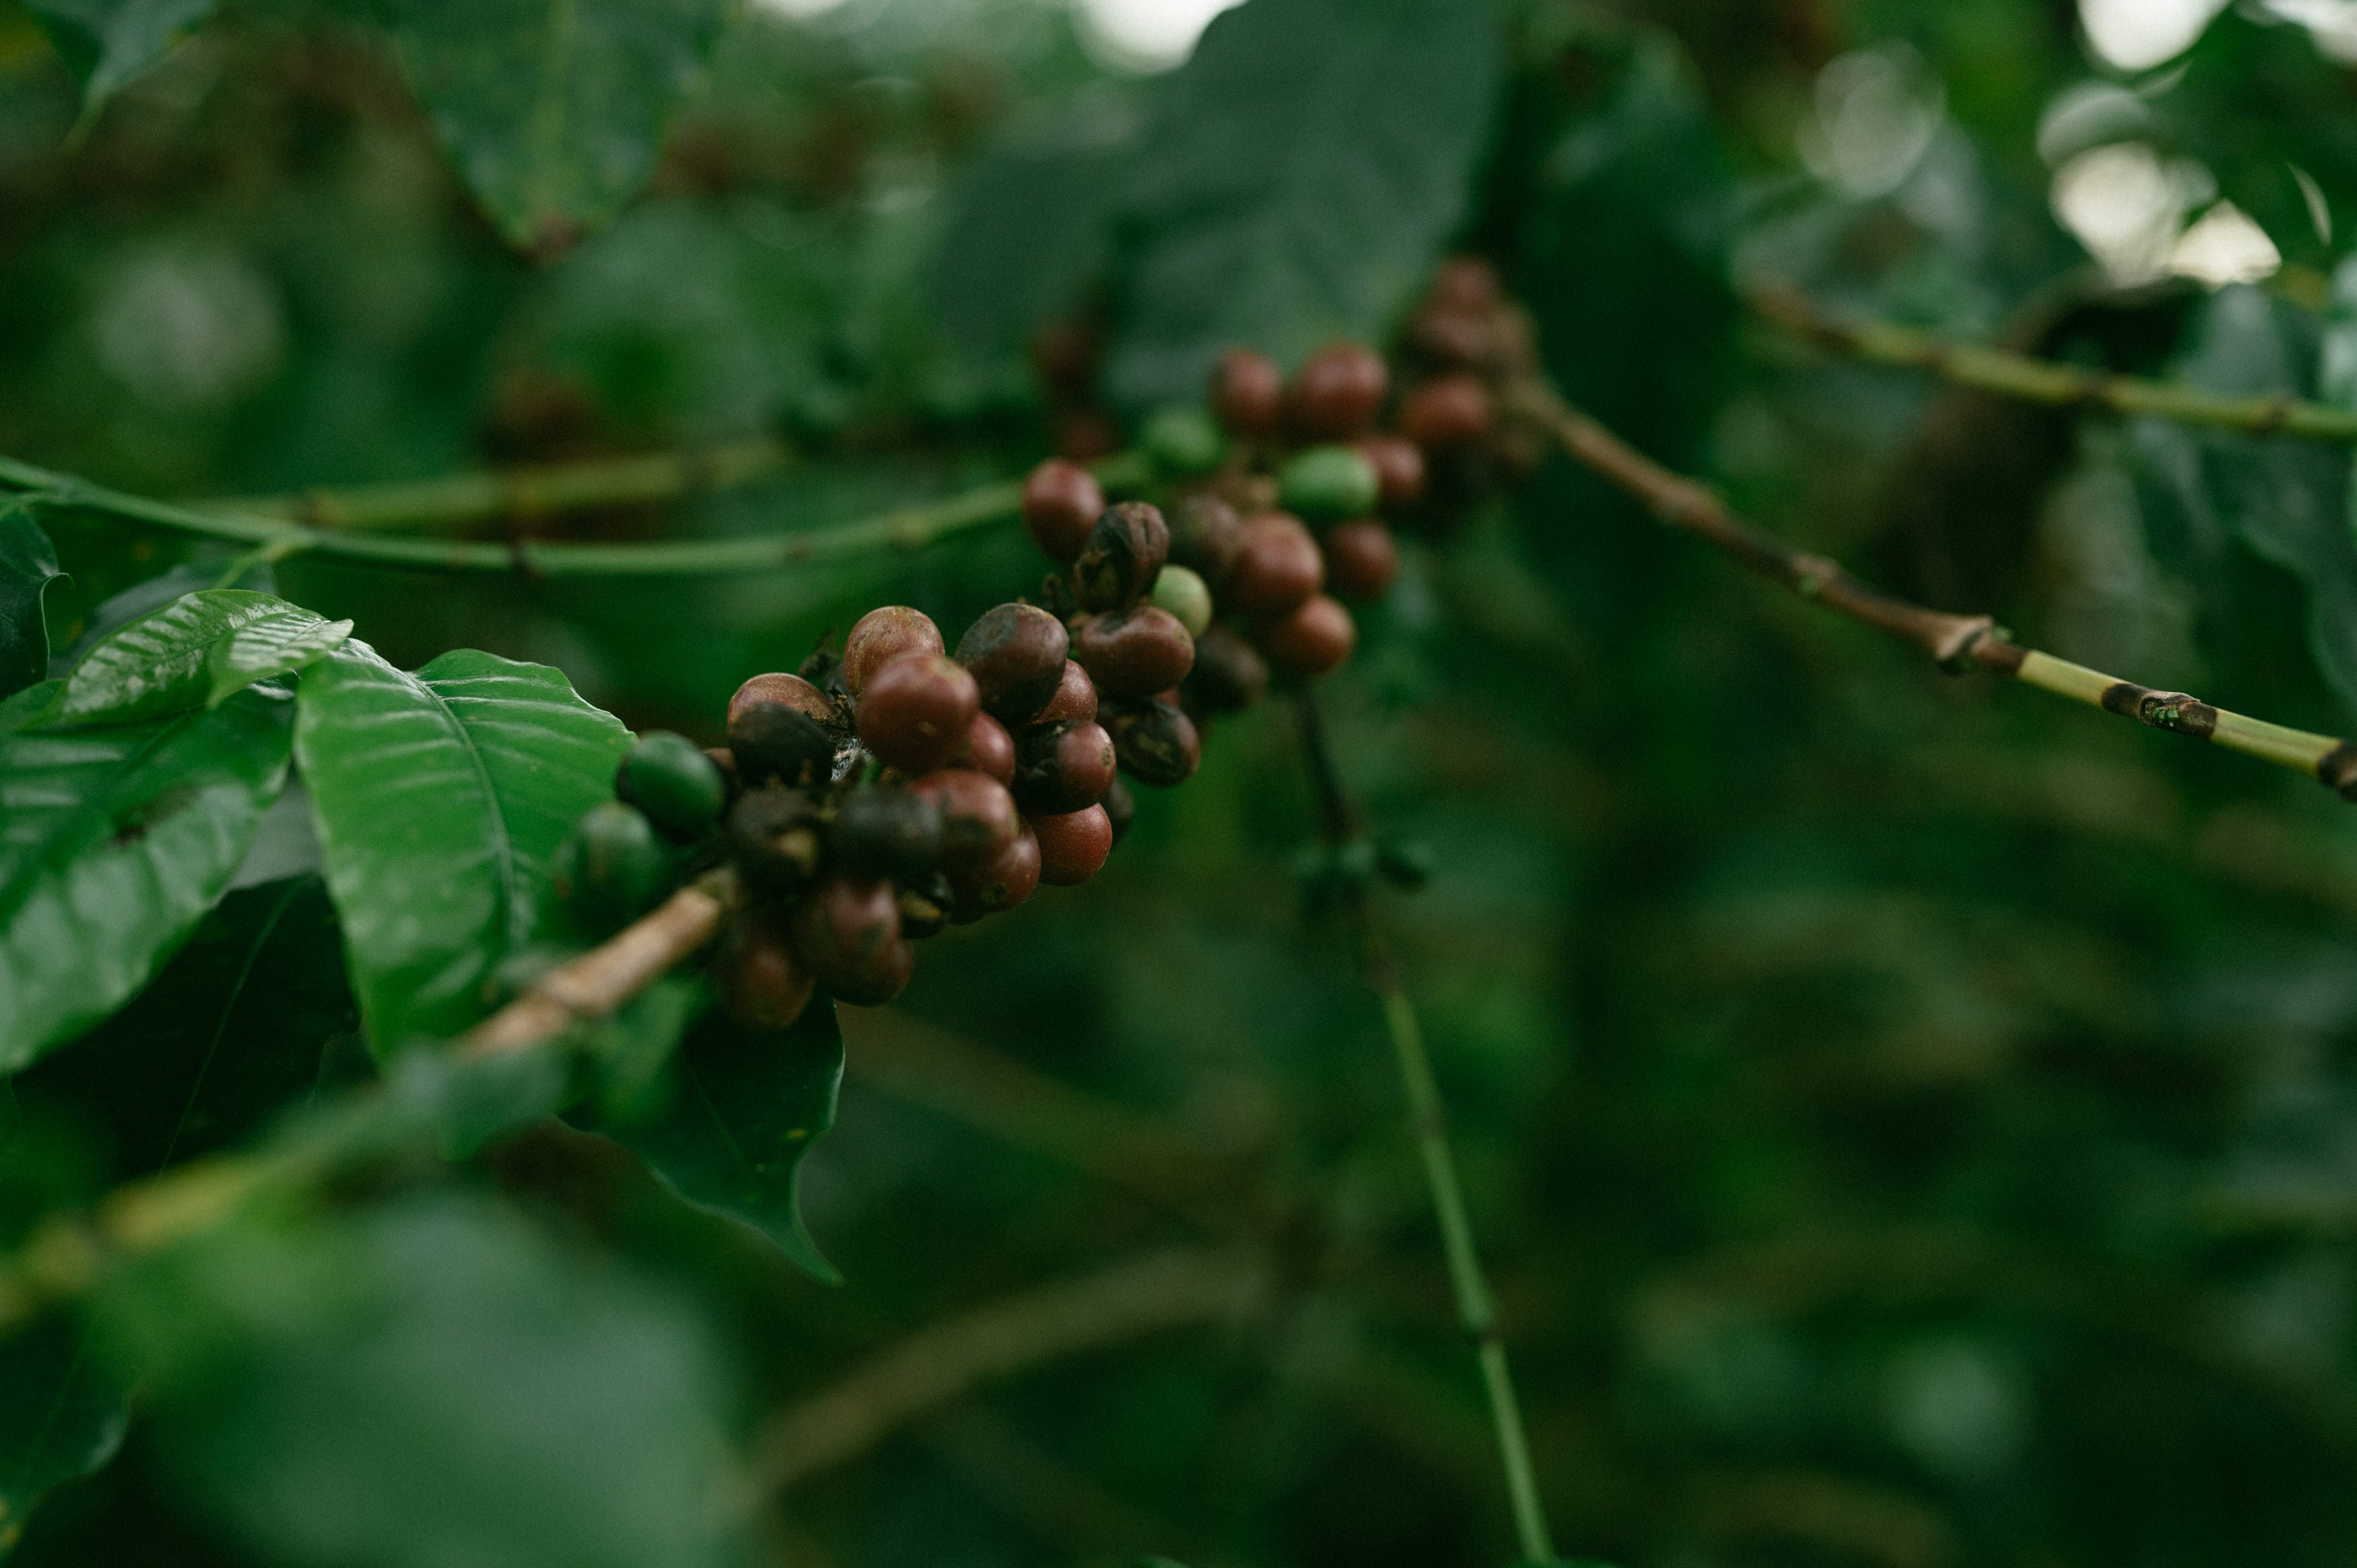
[0,685,295,1073]
[0,506,60,705]
[295,643,630,1054]
[380,0,730,250]
[42,590,350,730]
[0,1316,127,1556]
[1104,0,1500,408]
[578,998,844,1283]
[24,0,218,107]
[931,132,1125,376]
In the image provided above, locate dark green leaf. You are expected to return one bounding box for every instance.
[24,0,218,108]
[0,1317,127,1556]
[577,998,843,1283]
[0,506,60,706]
[931,131,1125,375]
[296,643,630,1054]
[41,590,350,729]
[1104,0,1500,408]
[380,0,731,250]
[0,685,295,1072]
[59,559,276,673]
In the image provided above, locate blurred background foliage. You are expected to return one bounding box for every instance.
[9,0,2357,1565]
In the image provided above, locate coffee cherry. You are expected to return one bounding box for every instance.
[952,710,1016,784]
[1186,623,1269,714]
[1013,720,1116,815]
[718,904,816,1030]
[1021,460,1103,564]
[728,703,837,790]
[1033,806,1113,886]
[898,873,954,940]
[1277,444,1381,521]
[703,747,741,805]
[790,878,912,1006]
[618,731,727,842]
[842,606,944,696]
[728,786,826,897]
[1031,317,1099,399]
[1143,404,1226,476]
[729,671,840,734]
[1102,777,1135,844]
[1209,347,1284,438]
[832,786,945,883]
[1146,563,1211,635]
[1167,493,1245,588]
[1034,658,1098,725]
[908,768,1021,864]
[1405,309,1491,372]
[1054,409,1121,463]
[957,603,1071,723]
[949,822,1041,922]
[1106,700,1201,786]
[1255,594,1355,676]
[1323,520,1399,601]
[552,803,672,932]
[857,654,981,774]
[1355,435,1426,509]
[1225,512,1323,616]
[1400,374,1492,450]
[1286,343,1387,440]
[1072,500,1170,613]
[1427,254,1502,314]
[1071,606,1195,700]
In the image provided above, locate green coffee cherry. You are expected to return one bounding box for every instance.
[1141,404,1227,476]
[551,802,672,932]
[618,730,727,841]
[1276,443,1381,521]
[1149,564,1214,638]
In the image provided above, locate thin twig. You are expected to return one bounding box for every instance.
[1292,688,1560,1565]
[1511,384,2357,804]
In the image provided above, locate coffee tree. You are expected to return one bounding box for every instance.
[5,0,2357,1564]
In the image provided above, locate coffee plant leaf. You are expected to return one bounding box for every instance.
[1104,0,1501,409]
[96,1192,743,1568]
[0,1316,129,1555]
[24,0,218,109]
[0,684,295,1073]
[379,0,731,252]
[0,504,60,705]
[578,997,844,1283]
[296,643,631,1055]
[931,131,1125,378]
[59,559,277,672]
[40,590,351,730]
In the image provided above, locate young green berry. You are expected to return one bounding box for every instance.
[1012,720,1117,815]
[1072,501,1170,613]
[842,606,944,696]
[1021,460,1104,564]
[789,878,913,1007]
[1323,519,1399,601]
[1071,606,1195,700]
[1255,593,1356,677]
[1286,343,1387,440]
[551,802,672,932]
[856,654,981,774]
[1149,566,1214,638]
[831,786,944,884]
[719,904,816,1031]
[728,786,826,897]
[1209,347,1284,438]
[956,603,1071,723]
[1225,512,1323,616]
[1105,700,1201,787]
[1142,403,1226,476]
[1277,444,1381,522]
[1185,623,1269,714]
[1032,805,1113,887]
[618,731,727,842]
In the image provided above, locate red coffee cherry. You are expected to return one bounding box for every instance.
[1037,658,1098,724]
[1167,493,1245,588]
[842,606,944,696]
[1286,343,1388,440]
[790,877,912,1007]
[957,603,1071,723]
[1186,623,1269,714]
[1021,460,1104,564]
[1405,310,1492,372]
[1012,720,1116,815]
[1323,520,1399,601]
[1054,409,1121,462]
[1400,374,1493,450]
[728,671,839,734]
[1225,513,1323,616]
[856,654,981,775]
[950,821,1041,922]
[952,710,1016,784]
[1255,594,1356,676]
[719,904,816,1031]
[1071,606,1195,700]
[1426,254,1502,314]
[1354,435,1426,509]
[1106,700,1201,786]
[1072,500,1170,612]
[908,768,1021,865]
[1033,806,1113,886]
[1209,347,1284,438]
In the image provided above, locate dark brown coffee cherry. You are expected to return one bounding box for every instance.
[1071,501,1170,612]
[703,747,741,805]
[1012,720,1116,815]
[908,768,1022,864]
[948,823,1041,923]
[1186,623,1270,714]
[728,786,826,896]
[1255,594,1356,676]
[856,654,981,774]
[1071,606,1195,700]
[719,904,816,1031]
[952,710,1016,784]
[1209,347,1284,438]
[729,671,840,735]
[831,786,944,884]
[842,606,945,696]
[1226,513,1323,616]
[1033,806,1113,886]
[1355,435,1426,509]
[1021,460,1104,564]
[1323,520,1399,601]
[1106,700,1201,786]
[1400,374,1493,450]
[1102,777,1136,844]
[1036,658,1098,724]
[1286,343,1388,440]
[730,703,837,790]
[956,603,1071,723]
[897,873,954,940]
[791,878,912,1006]
[1167,493,1245,588]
